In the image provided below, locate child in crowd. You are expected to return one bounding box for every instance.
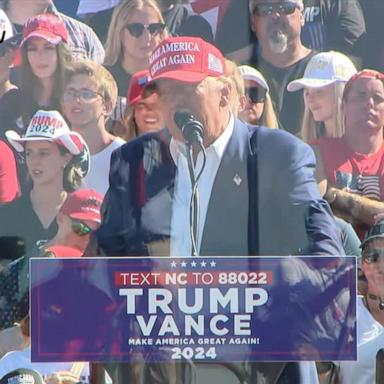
[61,60,125,195]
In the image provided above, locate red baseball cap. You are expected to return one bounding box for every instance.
[21,13,68,47]
[127,70,152,105]
[60,189,103,228]
[45,245,83,258]
[148,36,226,83]
[343,69,384,101]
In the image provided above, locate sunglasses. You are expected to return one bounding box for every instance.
[253,2,300,17]
[245,87,267,103]
[63,88,103,102]
[362,249,384,264]
[125,22,166,38]
[71,219,93,236]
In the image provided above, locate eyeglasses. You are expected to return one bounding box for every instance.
[62,88,103,102]
[245,87,267,103]
[253,2,300,17]
[362,249,384,264]
[125,22,166,38]
[71,219,93,236]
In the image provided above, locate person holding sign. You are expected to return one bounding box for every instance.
[96,36,344,383]
[0,109,89,258]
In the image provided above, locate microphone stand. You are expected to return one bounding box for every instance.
[173,111,206,257]
[185,141,206,257]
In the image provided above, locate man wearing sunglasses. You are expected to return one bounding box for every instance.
[97,36,344,384]
[249,0,317,136]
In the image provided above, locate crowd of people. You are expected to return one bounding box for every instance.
[0,0,383,383]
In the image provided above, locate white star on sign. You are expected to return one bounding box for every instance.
[200,261,207,267]
[210,261,216,267]
[191,261,197,267]
[171,261,177,268]
[181,261,187,267]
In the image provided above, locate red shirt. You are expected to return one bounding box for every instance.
[314,137,384,201]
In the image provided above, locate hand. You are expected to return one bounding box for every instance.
[44,371,80,384]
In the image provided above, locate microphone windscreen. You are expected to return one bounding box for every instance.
[174,111,193,130]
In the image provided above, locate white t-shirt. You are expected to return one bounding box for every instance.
[83,138,125,196]
[338,296,384,384]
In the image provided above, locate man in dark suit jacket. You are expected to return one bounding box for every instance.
[96,36,344,383]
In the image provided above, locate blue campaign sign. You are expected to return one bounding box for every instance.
[30,256,356,363]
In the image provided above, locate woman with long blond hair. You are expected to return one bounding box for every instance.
[287,51,357,143]
[104,0,168,97]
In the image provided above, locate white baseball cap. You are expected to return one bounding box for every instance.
[0,9,14,42]
[238,65,269,92]
[287,51,357,92]
[6,110,85,155]
[0,9,21,48]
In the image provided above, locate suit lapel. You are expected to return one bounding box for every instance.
[200,120,250,256]
[139,130,176,256]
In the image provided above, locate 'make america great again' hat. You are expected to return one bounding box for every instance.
[148,36,226,83]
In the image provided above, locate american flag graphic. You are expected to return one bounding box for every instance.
[336,171,381,200]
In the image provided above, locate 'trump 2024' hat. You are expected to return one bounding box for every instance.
[6,110,85,155]
[148,36,226,83]
[287,51,357,92]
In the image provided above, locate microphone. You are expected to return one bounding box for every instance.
[174,111,204,145]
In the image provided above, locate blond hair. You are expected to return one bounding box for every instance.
[259,93,279,129]
[301,82,345,143]
[65,60,118,109]
[104,0,166,66]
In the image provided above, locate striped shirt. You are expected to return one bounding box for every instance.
[49,4,105,64]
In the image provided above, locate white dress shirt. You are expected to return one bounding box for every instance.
[170,114,234,257]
